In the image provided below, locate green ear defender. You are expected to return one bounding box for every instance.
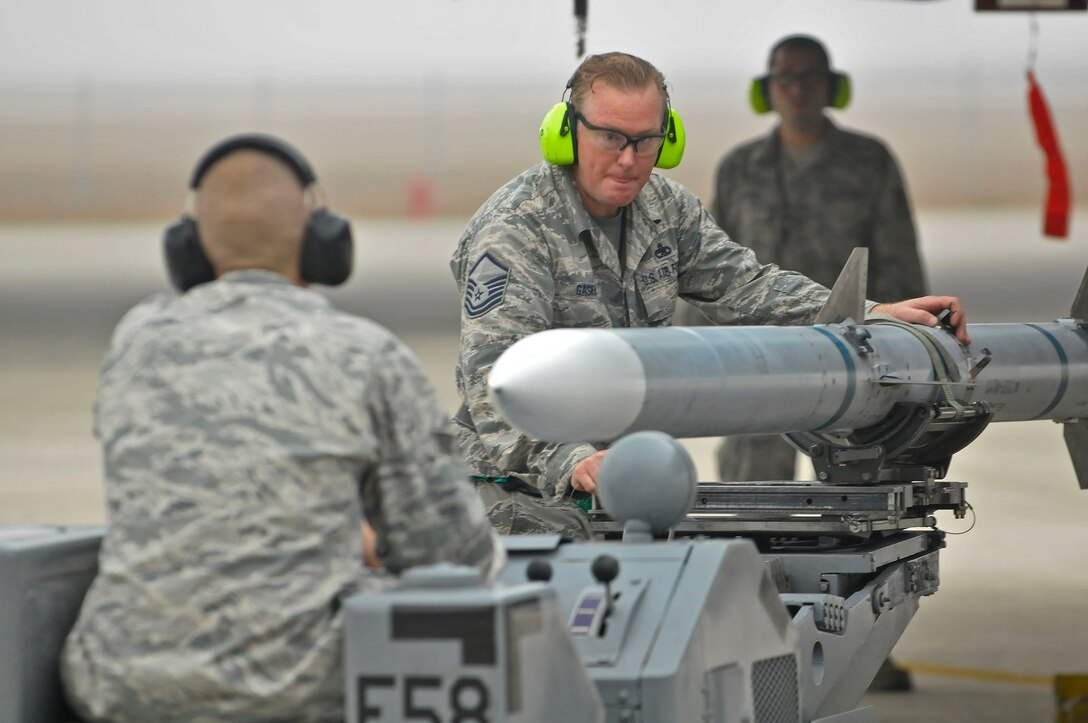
[747,71,852,115]
[749,78,773,114]
[539,102,576,166]
[538,102,687,169]
[829,73,851,110]
[655,108,685,169]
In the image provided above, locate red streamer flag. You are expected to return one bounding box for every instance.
[1027,70,1071,238]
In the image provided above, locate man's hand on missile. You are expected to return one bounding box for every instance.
[872,296,971,345]
[362,521,382,569]
[571,449,609,495]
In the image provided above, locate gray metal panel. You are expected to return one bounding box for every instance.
[637,542,799,722]
[501,538,803,721]
[0,525,102,723]
[500,534,564,553]
[792,545,939,721]
[778,532,941,593]
[551,544,691,692]
[499,530,938,721]
[343,567,603,723]
[811,706,880,723]
[751,654,800,723]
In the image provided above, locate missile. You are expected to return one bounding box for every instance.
[487,319,1088,442]
[488,253,1088,487]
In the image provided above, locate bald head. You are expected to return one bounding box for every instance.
[194,150,311,283]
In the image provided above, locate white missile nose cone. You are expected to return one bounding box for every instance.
[488,328,648,442]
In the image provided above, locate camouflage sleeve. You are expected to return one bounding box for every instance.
[93,295,173,440]
[676,194,831,326]
[709,151,737,231]
[457,219,599,496]
[360,333,499,576]
[868,151,928,302]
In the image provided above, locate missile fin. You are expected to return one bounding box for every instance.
[1063,422,1088,490]
[815,247,868,325]
[1071,264,1088,322]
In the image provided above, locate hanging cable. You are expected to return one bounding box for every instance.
[1026,8,1039,71]
[574,0,588,58]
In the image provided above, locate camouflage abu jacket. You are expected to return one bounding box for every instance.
[62,270,499,723]
[451,161,832,497]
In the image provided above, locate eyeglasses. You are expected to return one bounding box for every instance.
[575,113,666,157]
[769,70,828,90]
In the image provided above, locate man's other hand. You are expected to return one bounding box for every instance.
[872,295,971,345]
[362,521,382,569]
[571,450,609,495]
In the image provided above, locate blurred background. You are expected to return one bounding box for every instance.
[1,1,1086,217]
[2,2,1087,720]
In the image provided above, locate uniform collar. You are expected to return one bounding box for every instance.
[548,164,665,276]
[217,269,297,286]
[549,164,663,229]
[757,117,841,166]
[551,164,598,238]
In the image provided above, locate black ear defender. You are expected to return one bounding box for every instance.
[162,133,353,292]
[747,34,852,115]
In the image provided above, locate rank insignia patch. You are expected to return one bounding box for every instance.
[465,252,510,318]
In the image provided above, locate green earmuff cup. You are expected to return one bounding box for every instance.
[830,73,851,110]
[655,109,685,169]
[749,79,772,115]
[539,102,576,166]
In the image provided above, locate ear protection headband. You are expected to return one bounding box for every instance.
[748,70,851,114]
[539,78,686,169]
[162,133,353,292]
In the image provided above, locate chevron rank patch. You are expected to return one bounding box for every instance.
[464,252,510,318]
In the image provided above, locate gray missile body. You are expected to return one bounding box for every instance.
[488,319,1088,444]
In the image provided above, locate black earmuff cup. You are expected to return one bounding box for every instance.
[300,210,354,286]
[163,217,216,292]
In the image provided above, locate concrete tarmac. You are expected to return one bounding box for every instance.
[2,211,1086,721]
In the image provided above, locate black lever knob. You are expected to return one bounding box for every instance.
[526,559,553,583]
[591,554,619,585]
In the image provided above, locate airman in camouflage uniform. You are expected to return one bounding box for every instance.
[452,53,969,538]
[62,138,501,722]
[452,53,838,539]
[678,35,927,483]
[710,121,924,301]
